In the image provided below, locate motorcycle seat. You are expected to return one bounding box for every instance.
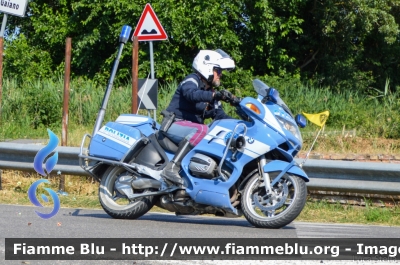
[155,131,179,153]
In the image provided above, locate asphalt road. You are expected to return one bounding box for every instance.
[1,204,400,265]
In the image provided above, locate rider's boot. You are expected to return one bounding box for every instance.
[161,138,193,187]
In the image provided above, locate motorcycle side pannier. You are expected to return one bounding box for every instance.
[89,122,143,161]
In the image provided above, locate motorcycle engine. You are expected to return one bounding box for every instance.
[189,153,217,179]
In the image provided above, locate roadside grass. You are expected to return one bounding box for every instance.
[297,200,400,226]
[301,134,400,155]
[0,171,100,209]
[1,170,399,226]
[0,76,399,142]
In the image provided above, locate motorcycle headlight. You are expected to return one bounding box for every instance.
[275,116,302,141]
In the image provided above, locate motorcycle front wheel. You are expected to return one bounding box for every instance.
[241,172,307,229]
[99,166,156,219]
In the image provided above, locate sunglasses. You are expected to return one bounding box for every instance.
[215,68,223,75]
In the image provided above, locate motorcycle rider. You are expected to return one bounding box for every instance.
[160,49,238,189]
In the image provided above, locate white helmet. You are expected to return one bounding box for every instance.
[192,49,235,82]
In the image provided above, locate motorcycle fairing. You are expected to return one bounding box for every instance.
[240,96,302,158]
[179,166,242,214]
[200,119,283,161]
[239,96,285,135]
[178,118,288,214]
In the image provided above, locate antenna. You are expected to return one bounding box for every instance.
[300,125,324,167]
[92,25,132,136]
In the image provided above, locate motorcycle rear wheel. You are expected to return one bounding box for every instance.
[99,166,156,219]
[241,172,307,228]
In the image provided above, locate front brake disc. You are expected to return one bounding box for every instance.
[252,182,289,211]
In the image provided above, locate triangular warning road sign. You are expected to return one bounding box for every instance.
[133,3,168,41]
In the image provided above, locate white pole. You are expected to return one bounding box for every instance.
[149,41,156,120]
[0,14,8,37]
[300,126,324,167]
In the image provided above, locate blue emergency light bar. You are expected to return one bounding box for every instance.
[119,25,132,44]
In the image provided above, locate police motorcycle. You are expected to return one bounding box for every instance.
[79,26,309,228]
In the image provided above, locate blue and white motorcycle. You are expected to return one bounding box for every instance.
[79,26,309,229]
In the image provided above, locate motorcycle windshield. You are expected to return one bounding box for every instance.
[252,79,293,118]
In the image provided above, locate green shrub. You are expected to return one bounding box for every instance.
[4,34,53,82]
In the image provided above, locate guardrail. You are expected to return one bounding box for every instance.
[0,142,87,176]
[0,142,399,195]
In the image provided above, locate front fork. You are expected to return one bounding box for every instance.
[259,155,272,193]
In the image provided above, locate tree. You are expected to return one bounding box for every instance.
[1,0,399,93]
[296,0,400,92]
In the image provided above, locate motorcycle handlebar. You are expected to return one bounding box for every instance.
[230,97,242,106]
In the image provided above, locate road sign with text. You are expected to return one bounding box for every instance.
[0,0,28,17]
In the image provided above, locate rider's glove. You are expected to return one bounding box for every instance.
[214,89,234,103]
[231,96,242,106]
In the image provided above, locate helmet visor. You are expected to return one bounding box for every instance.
[215,49,231,58]
[214,49,235,71]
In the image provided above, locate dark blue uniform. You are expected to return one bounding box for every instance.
[166,73,232,124]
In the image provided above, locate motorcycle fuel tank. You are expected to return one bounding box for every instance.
[89,122,142,161]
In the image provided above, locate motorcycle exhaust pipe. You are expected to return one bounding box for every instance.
[131,178,161,189]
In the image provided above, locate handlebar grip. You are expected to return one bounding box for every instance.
[231,97,242,106]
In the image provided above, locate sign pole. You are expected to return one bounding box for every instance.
[133,3,168,121]
[149,41,155,79]
[149,41,156,120]
[0,14,7,124]
[0,0,29,123]
[132,36,139,114]
[0,14,8,34]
